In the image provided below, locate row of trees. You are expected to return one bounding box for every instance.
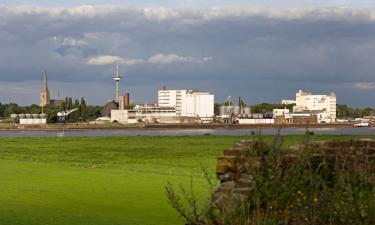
[0,98,102,123]
[336,104,374,118]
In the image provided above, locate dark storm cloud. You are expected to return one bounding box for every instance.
[1,5,375,106]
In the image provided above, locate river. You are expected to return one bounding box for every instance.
[0,128,374,137]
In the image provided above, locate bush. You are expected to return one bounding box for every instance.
[167,135,375,225]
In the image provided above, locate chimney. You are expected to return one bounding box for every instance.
[124,91,130,106]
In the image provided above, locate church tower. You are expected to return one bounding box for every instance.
[40,70,50,107]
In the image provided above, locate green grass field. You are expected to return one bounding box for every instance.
[0,135,374,225]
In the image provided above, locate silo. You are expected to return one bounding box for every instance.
[219,106,227,116]
[233,106,240,115]
[243,107,251,115]
[19,114,26,118]
[10,114,18,119]
[32,114,39,118]
[26,114,32,119]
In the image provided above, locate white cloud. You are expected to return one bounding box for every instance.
[4,5,375,23]
[86,55,143,65]
[87,54,211,66]
[203,56,213,62]
[147,54,195,64]
[353,82,375,90]
[62,37,87,46]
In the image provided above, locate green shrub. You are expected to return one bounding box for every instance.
[167,135,375,225]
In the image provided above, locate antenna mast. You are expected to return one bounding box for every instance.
[113,63,122,102]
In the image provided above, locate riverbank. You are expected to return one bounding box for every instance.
[0,122,354,131]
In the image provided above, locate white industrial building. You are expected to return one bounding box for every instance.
[281,99,296,105]
[293,90,336,123]
[110,89,214,124]
[111,105,177,124]
[20,118,47,125]
[158,89,214,118]
[273,109,290,118]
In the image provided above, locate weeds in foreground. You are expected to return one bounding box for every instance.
[166,133,375,225]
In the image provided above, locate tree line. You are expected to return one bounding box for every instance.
[0,97,101,123]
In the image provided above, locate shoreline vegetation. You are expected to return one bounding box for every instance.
[167,136,375,225]
[0,123,354,131]
[0,135,375,225]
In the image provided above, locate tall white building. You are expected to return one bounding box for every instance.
[158,89,214,117]
[293,90,336,123]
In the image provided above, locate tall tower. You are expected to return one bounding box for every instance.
[40,70,50,107]
[113,63,122,102]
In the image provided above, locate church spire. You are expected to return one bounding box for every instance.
[40,69,50,107]
[43,70,49,92]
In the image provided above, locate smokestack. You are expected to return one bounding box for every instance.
[124,91,130,106]
[238,96,242,114]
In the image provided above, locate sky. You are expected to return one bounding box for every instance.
[1,1,375,107]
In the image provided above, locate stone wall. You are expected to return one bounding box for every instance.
[213,139,375,207]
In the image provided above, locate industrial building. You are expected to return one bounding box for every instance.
[11,114,47,125]
[111,88,214,124]
[293,90,336,123]
[281,99,296,105]
[158,89,214,118]
[109,67,215,123]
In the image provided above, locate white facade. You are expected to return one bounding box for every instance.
[112,106,178,124]
[273,109,290,118]
[281,100,296,105]
[293,90,336,123]
[133,105,177,120]
[237,119,274,124]
[111,110,129,124]
[20,118,47,125]
[158,89,214,118]
[158,90,186,115]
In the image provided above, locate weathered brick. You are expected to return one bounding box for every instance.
[323,147,337,155]
[217,156,240,174]
[367,148,375,155]
[217,171,240,182]
[232,187,252,195]
[368,141,375,148]
[351,140,370,148]
[224,149,243,157]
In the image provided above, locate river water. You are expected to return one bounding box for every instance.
[0,128,374,137]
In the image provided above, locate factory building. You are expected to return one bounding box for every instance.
[11,114,47,125]
[281,99,296,105]
[293,90,336,123]
[133,104,177,122]
[158,89,214,118]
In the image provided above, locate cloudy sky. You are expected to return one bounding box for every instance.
[1,1,375,107]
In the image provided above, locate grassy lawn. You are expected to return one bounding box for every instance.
[0,135,374,225]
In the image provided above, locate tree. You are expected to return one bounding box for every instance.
[80,97,87,122]
[214,103,221,115]
[68,97,73,110]
[3,103,19,117]
[68,99,80,122]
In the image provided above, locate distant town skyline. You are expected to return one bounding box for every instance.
[1,2,375,107]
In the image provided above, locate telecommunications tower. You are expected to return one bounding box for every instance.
[113,63,122,102]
